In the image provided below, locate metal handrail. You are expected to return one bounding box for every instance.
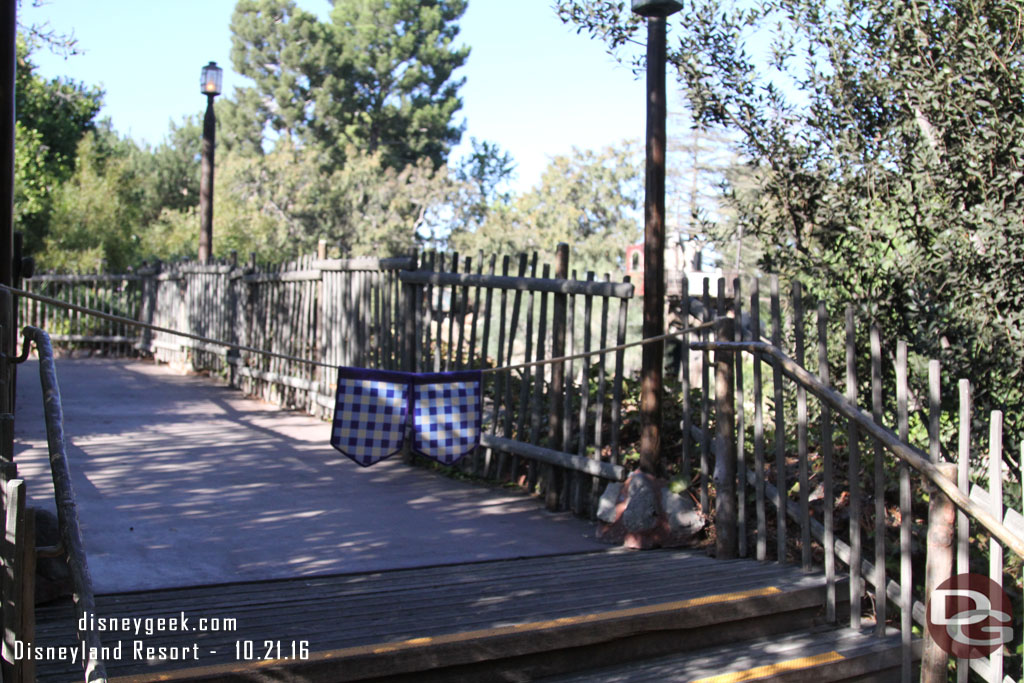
[16,326,108,682]
[691,338,1024,560]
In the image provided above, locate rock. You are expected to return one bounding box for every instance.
[596,472,706,550]
[596,482,622,523]
[661,488,704,538]
[621,473,659,532]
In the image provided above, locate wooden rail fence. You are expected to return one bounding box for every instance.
[11,257,1024,681]
[686,276,1023,683]
[18,245,638,517]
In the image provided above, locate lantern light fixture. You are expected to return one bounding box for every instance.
[631,0,684,16]
[200,61,223,97]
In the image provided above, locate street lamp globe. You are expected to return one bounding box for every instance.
[200,61,223,97]
[631,0,683,16]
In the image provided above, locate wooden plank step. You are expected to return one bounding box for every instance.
[540,625,921,682]
[31,550,841,682]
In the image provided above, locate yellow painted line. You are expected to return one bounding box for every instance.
[114,586,785,681]
[324,585,784,658]
[688,651,845,683]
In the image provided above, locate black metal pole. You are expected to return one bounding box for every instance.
[639,15,667,476]
[198,93,216,264]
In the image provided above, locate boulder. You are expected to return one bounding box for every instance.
[596,472,705,549]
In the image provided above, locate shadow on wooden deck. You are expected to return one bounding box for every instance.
[14,358,604,595]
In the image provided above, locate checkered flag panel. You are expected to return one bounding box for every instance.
[330,368,410,467]
[412,371,483,466]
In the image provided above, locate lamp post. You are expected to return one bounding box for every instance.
[198,61,222,264]
[633,0,682,476]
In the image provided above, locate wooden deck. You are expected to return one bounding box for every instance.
[31,548,846,682]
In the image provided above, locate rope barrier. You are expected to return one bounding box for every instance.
[4,284,717,376]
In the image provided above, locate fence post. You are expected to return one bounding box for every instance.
[545,243,569,510]
[2,478,33,683]
[714,316,738,559]
[921,461,957,683]
[402,251,419,373]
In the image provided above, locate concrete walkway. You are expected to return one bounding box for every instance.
[13,358,603,594]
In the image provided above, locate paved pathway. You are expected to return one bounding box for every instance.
[14,358,603,594]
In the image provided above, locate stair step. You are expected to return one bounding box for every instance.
[113,573,842,681]
[540,625,920,683]
[35,551,847,682]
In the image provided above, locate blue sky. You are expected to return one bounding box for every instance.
[17,0,651,193]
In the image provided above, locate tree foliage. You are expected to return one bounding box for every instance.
[450,144,642,275]
[213,141,457,260]
[229,0,469,169]
[40,127,146,272]
[557,0,1024,478]
[14,37,103,255]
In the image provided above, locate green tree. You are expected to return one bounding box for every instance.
[14,36,103,255]
[39,127,146,272]
[450,143,641,275]
[557,0,1024,480]
[211,140,456,261]
[229,0,469,169]
[444,138,517,242]
[132,116,203,225]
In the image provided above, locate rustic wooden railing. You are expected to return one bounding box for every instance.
[688,275,1023,683]
[2,327,108,683]
[403,245,635,513]
[11,260,1024,679]
[18,244,639,517]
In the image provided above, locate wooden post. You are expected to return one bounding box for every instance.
[714,316,737,559]
[0,0,12,474]
[794,282,810,571]
[845,306,861,622]
[921,462,957,683]
[733,277,746,558]
[818,302,836,621]
[896,339,912,680]
[402,252,419,373]
[870,324,887,635]
[751,279,766,562]
[546,243,569,510]
[2,478,32,683]
[955,378,971,683]
[1,0,15,471]
[771,276,786,562]
[987,410,1004,683]
[639,14,668,478]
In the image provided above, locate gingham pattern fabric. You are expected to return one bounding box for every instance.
[330,368,483,467]
[412,371,483,465]
[330,368,410,467]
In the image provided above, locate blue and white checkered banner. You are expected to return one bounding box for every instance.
[411,371,483,466]
[331,368,411,467]
[330,368,483,467]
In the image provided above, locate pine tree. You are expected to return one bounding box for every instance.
[229,0,470,170]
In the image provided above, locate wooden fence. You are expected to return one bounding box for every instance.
[14,256,1024,678]
[687,276,1023,683]
[18,245,638,516]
